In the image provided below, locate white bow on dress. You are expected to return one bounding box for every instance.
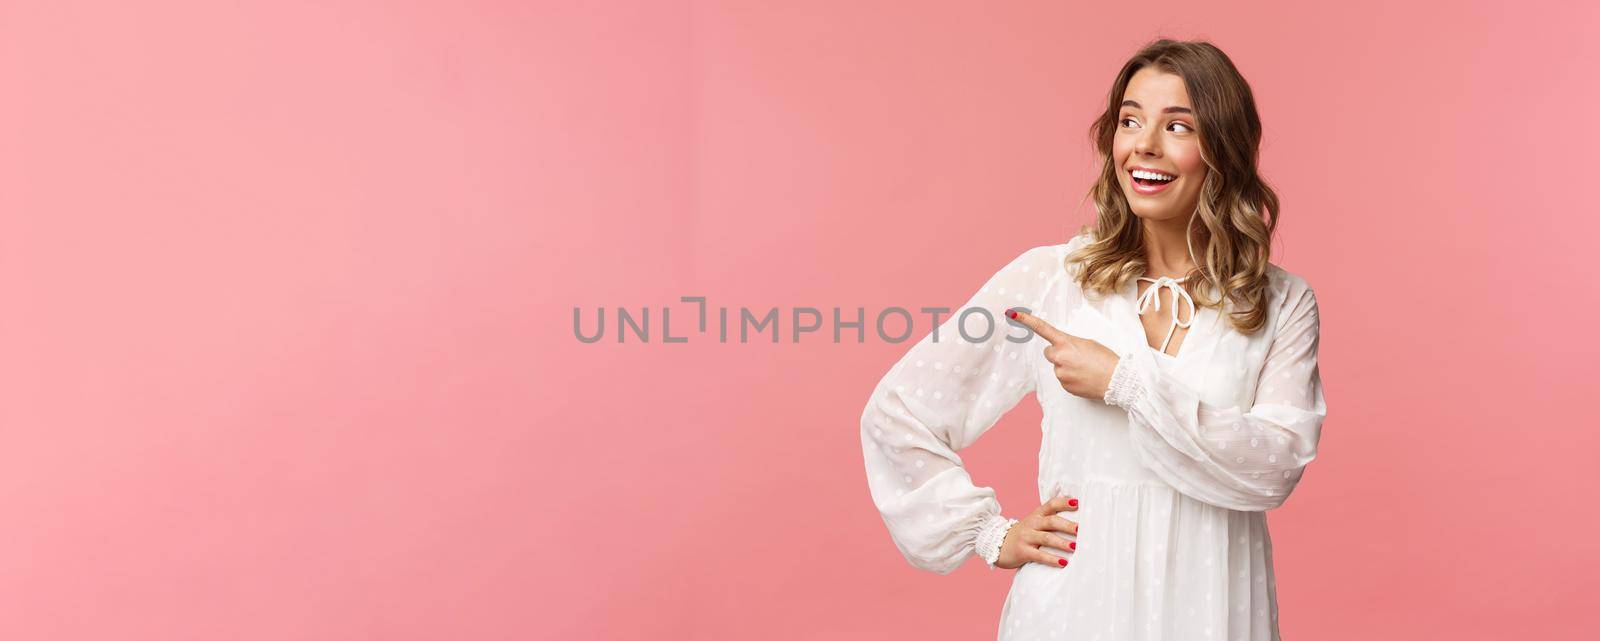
[1135,275,1196,355]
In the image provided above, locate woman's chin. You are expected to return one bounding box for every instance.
[1123,203,1191,222]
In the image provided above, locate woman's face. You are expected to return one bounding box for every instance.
[1113,67,1208,223]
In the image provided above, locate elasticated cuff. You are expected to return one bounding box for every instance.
[975,513,1019,569]
[1104,351,1149,409]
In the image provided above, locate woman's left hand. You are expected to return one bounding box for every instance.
[1006,308,1121,401]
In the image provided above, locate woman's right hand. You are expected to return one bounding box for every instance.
[994,494,1080,569]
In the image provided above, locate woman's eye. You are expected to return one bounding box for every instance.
[1169,122,1194,133]
[1119,117,1138,128]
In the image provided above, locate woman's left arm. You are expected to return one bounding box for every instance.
[1103,284,1326,512]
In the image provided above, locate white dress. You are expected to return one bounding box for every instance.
[859,231,1326,641]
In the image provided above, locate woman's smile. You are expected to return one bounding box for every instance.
[1128,165,1179,195]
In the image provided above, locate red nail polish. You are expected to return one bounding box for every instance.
[1068,499,1078,507]
[1058,558,1068,566]
[1006,309,1017,319]
[1070,541,1076,550]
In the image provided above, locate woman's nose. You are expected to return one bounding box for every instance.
[1134,127,1160,156]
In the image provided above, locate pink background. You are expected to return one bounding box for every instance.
[2,1,1596,639]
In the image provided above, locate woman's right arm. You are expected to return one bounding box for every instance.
[859,245,1060,574]
[1103,276,1326,511]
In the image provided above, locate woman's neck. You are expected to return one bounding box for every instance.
[1139,216,1198,278]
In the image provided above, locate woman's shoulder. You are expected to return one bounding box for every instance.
[1265,262,1316,300]
[1006,234,1082,269]
[978,237,1089,304]
[1065,229,1095,252]
[1264,262,1319,331]
[1012,231,1093,265]
[1003,233,1093,280]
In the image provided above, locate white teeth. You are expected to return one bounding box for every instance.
[1132,169,1176,182]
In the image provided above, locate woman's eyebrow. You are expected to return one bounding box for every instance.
[1121,99,1192,115]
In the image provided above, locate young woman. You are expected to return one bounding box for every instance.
[860,39,1327,640]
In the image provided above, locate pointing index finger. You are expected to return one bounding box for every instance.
[1006,308,1068,345]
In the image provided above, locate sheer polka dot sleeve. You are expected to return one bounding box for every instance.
[1104,278,1326,512]
[860,246,1061,574]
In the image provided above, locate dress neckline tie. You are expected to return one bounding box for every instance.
[1135,275,1196,355]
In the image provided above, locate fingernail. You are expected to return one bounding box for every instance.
[1070,541,1076,550]
[1006,309,1018,319]
[1068,499,1078,507]
[1058,558,1067,566]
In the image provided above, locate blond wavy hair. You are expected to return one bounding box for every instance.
[1065,38,1280,335]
